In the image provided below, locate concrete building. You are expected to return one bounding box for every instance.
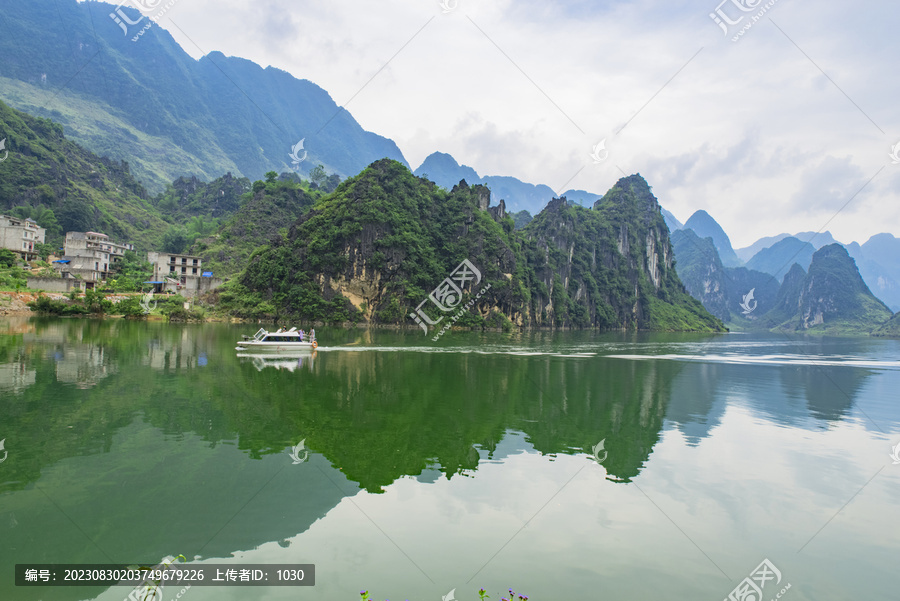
[64,231,134,265]
[54,231,132,282]
[147,252,223,298]
[54,249,110,283]
[148,251,203,281]
[0,215,46,260]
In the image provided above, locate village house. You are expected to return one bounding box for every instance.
[54,231,135,282]
[0,215,46,260]
[147,251,221,297]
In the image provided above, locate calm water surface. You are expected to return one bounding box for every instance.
[1,317,898,601]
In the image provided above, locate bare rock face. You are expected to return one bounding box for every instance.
[489,198,506,222]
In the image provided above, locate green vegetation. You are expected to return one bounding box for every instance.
[6,204,63,246]
[233,162,723,331]
[766,245,893,335]
[0,249,17,268]
[520,176,723,331]
[0,97,719,332]
[0,99,169,251]
[190,174,322,278]
[29,290,112,315]
[0,0,406,194]
[511,209,533,229]
[106,251,154,292]
[28,289,206,322]
[873,311,900,337]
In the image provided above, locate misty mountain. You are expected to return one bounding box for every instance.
[0,0,408,193]
[745,237,816,282]
[670,228,777,322]
[682,210,742,267]
[793,231,843,249]
[559,189,602,207]
[846,234,900,312]
[414,151,558,214]
[740,230,900,312]
[735,233,791,262]
[661,208,683,233]
[763,245,893,334]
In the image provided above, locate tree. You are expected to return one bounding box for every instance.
[57,198,94,233]
[265,171,278,184]
[34,243,54,261]
[109,250,154,291]
[309,164,327,188]
[323,173,342,194]
[0,249,17,267]
[162,225,191,254]
[9,204,64,244]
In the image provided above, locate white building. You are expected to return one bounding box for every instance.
[0,215,46,260]
[147,251,203,281]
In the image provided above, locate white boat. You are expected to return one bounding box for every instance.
[236,327,318,352]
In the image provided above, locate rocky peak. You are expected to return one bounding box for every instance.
[489,198,507,222]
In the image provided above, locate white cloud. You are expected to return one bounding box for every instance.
[121,0,900,245]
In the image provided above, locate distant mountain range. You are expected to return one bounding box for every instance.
[667,210,900,313]
[671,218,896,334]
[414,151,600,214]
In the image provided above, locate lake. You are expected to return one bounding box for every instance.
[1,317,898,601]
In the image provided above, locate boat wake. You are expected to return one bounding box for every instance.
[315,346,596,358]
[604,353,900,370]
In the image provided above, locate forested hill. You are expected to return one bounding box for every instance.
[0,0,408,192]
[0,99,167,249]
[228,161,723,332]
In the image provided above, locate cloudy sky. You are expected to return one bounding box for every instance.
[109,0,899,248]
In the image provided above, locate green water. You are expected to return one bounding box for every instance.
[0,317,898,601]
